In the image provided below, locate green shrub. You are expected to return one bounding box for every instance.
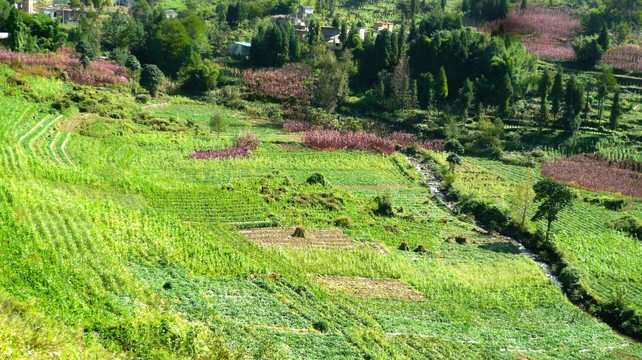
[334,216,354,228]
[373,194,395,217]
[608,215,642,239]
[306,173,327,186]
[312,320,329,333]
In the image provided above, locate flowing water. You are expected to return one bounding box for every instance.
[412,158,562,288]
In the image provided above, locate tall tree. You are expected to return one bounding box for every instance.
[511,170,535,228]
[457,78,474,120]
[532,178,573,242]
[550,69,564,121]
[498,73,513,119]
[435,66,448,111]
[609,89,621,130]
[597,25,610,51]
[537,69,552,130]
[563,75,584,133]
[596,68,617,123]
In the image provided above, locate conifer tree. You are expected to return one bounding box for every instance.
[435,66,448,111]
[609,89,621,130]
[550,69,564,120]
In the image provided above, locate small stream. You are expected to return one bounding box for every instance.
[412,159,562,288]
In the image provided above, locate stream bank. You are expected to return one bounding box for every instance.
[408,155,642,342]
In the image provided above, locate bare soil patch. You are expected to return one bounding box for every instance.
[318,276,425,301]
[338,184,410,190]
[58,113,96,132]
[239,227,354,249]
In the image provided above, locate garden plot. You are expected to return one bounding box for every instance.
[318,277,425,301]
[239,227,356,250]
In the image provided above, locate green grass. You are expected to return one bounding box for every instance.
[1,72,641,359]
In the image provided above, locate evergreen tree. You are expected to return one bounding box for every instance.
[520,0,528,11]
[537,69,552,129]
[498,73,513,119]
[563,75,584,133]
[596,68,617,123]
[597,25,610,51]
[419,72,434,109]
[457,78,474,120]
[441,0,447,11]
[80,54,91,69]
[609,89,621,130]
[435,66,448,110]
[410,79,418,108]
[550,69,564,120]
[339,21,348,48]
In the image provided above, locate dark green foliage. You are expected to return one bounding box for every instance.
[80,54,91,69]
[148,19,191,76]
[250,22,300,67]
[609,90,621,130]
[125,55,141,73]
[182,60,219,92]
[306,173,327,186]
[418,72,434,109]
[573,36,604,68]
[457,78,474,119]
[498,74,513,119]
[563,75,584,133]
[334,216,354,228]
[75,39,96,59]
[532,179,573,241]
[596,68,616,123]
[5,9,66,52]
[608,215,642,239]
[464,0,510,20]
[140,64,164,96]
[446,153,462,173]
[551,70,564,120]
[373,193,395,217]
[444,139,464,155]
[312,51,352,113]
[459,200,510,230]
[597,25,611,51]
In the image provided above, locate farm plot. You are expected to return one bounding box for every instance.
[239,227,356,249]
[318,276,425,301]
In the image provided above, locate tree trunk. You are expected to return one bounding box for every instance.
[546,217,552,242]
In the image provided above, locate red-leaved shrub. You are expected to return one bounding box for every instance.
[0,47,128,86]
[283,120,316,132]
[305,130,395,154]
[482,7,580,60]
[189,132,260,160]
[243,64,311,102]
[602,45,642,73]
[541,155,642,198]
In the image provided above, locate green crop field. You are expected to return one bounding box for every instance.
[437,153,642,314]
[1,66,641,359]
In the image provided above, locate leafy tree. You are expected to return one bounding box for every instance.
[148,19,191,76]
[537,69,552,130]
[532,178,573,241]
[609,89,621,130]
[597,25,610,51]
[573,35,604,68]
[312,51,353,113]
[435,66,448,110]
[209,114,227,138]
[457,78,474,120]
[339,21,348,48]
[511,170,535,227]
[596,68,617,123]
[563,75,584,133]
[446,153,462,173]
[444,139,464,155]
[183,60,219,92]
[550,69,564,120]
[80,54,91,69]
[140,64,164,96]
[75,39,95,59]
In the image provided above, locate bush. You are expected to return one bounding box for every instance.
[237,133,260,150]
[444,139,464,155]
[306,173,327,186]
[374,194,395,217]
[334,216,354,228]
[559,266,582,290]
[460,200,510,230]
[312,320,329,333]
[135,94,151,104]
[608,215,642,239]
[140,64,164,96]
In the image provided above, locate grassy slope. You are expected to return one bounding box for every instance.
[0,70,641,358]
[439,153,642,313]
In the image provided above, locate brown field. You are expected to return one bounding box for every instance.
[239,227,355,249]
[318,276,425,301]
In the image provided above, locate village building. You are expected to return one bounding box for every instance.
[39,7,90,24]
[228,42,251,57]
[164,10,178,19]
[0,32,9,39]
[13,0,34,14]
